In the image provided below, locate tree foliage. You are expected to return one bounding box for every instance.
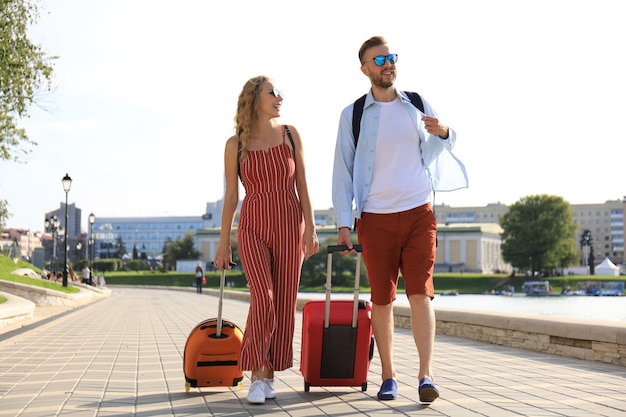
[1,0,56,161]
[299,236,368,288]
[113,236,127,259]
[1,1,56,229]
[126,259,149,272]
[500,194,578,274]
[0,199,8,232]
[164,233,200,268]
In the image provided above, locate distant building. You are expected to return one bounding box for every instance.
[92,216,206,262]
[44,202,81,242]
[433,198,625,266]
[436,223,511,273]
[1,228,43,261]
[7,196,624,272]
[43,202,83,270]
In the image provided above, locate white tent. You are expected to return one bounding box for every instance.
[595,257,620,276]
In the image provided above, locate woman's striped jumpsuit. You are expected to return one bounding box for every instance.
[238,126,304,372]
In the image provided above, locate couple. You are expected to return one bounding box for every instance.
[212,35,468,405]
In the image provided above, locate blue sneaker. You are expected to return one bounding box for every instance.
[377,379,398,400]
[418,377,439,403]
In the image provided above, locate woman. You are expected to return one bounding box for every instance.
[194,262,204,294]
[213,76,319,404]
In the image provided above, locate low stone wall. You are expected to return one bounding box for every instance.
[394,305,626,367]
[227,290,626,367]
[0,291,35,325]
[0,280,106,307]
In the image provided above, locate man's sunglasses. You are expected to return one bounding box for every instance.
[367,54,398,66]
[265,88,284,98]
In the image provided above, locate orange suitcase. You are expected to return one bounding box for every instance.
[183,264,244,391]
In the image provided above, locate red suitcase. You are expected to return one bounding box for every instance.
[300,244,374,392]
[183,264,244,391]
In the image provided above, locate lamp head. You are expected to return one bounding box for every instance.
[62,173,72,192]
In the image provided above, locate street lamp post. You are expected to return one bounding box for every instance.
[89,212,96,286]
[62,173,72,287]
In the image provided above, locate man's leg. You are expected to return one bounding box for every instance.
[371,302,395,381]
[407,293,435,380]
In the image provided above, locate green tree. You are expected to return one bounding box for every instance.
[1,0,56,159]
[299,236,367,288]
[113,236,127,259]
[164,233,200,268]
[1,0,56,227]
[500,194,578,275]
[0,199,8,232]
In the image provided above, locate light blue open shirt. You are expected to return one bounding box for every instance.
[332,89,469,229]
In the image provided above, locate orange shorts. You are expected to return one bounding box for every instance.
[357,203,436,305]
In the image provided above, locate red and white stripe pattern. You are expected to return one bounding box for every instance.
[238,137,304,372]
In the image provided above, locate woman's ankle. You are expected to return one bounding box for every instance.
[251,369,264,381]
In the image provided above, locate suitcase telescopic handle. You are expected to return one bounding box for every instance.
[325,245,363,329]
[327,244,363,253]
[217,262,237,337]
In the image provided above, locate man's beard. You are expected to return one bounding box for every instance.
[372,74,394,89]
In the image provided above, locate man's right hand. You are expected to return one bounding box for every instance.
[337,227,356,253]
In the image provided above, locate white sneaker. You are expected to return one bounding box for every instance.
[264,378,276,399]
[247,379,265,404]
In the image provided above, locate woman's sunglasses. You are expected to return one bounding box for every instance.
[367,54,398,66]
[265,88,284,98]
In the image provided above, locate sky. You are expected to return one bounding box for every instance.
[1,0,624,233]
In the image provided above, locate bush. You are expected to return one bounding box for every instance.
[126,259,149,272]
[93,258,123,272]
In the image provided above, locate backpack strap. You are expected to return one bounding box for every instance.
[405,91,424,113]
[351,94,367,147]
[237,126,296,179]
[351,91,424,147]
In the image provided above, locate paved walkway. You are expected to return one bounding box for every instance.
[0,287,625,417]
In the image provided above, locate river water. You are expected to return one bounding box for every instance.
[299,292,626,323]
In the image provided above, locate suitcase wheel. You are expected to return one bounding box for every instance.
[304,381,310,392]
[361,382,367,392]
[237,381,243,391]
[185,382,191,392]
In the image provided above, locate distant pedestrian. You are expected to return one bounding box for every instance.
[195,262,204,294]
[82,266,90,284]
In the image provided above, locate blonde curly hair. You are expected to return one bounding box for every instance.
[235,75,272,163]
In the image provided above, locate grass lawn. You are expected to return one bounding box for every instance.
[0,255,80,299]
[2,254,624,302]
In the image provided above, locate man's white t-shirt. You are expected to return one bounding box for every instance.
[363,97,431,214]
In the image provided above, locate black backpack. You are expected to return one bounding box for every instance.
[351,91,424,145]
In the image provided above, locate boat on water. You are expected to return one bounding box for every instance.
[521,281,557,296]
[597,281,625,296]
[524,280,625,297]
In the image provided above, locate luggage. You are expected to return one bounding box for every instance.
[183,263,244,392]
[300,244,374,392]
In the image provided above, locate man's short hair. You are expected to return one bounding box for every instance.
[358,36,387,64]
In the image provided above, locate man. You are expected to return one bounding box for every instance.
[332,36,468,403]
